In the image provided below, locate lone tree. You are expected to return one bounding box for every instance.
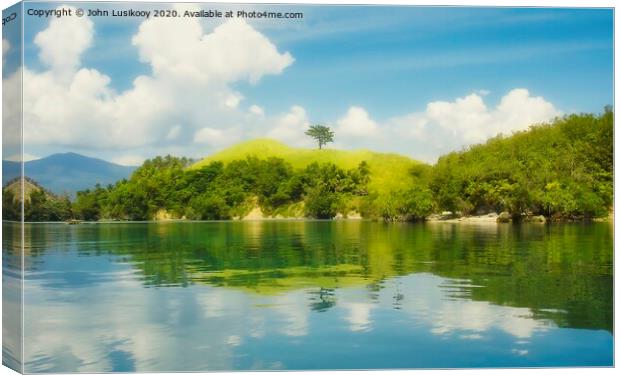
[305,125,334,150]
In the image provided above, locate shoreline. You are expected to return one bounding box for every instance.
[7,213,613,225]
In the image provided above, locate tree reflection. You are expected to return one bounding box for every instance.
[309,288,337,312]
[15,220,613,333]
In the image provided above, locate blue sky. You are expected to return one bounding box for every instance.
[244,6,613,119]
[4,3,614,164]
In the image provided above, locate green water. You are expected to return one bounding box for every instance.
[2,220,613,371]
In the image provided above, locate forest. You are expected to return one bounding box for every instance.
[2,108,613,222]
[430,108,613,220]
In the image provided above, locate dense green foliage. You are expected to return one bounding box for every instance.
[2,178,72,221]
[72,156,370,221]
[2,189,20,221]
[361,164,434,221]
[25,190,72,221]
[3,110,613,222]
[429,109,613,219]
[192,138,420,196]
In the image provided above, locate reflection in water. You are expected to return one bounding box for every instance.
[7,221,613,371]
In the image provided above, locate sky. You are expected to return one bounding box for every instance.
[2,2,613,165]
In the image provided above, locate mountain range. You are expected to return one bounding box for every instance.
[2,153,137,197]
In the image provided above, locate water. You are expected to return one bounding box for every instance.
[2,221,613,372]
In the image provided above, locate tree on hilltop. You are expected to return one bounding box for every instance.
[305,125,334,150]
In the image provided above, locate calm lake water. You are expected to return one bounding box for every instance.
[2,221,614,372]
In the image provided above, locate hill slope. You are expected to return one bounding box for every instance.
[2,153,136,197]
[430,110,613,218]
[192,139,423,194]
[3,178,48,203]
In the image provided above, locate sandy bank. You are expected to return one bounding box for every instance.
[426,212,501,224]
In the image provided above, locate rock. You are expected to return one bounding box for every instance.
[243,206,264,220]
[439,211,457,220]
[531,215,546,223]
[497,211,512,223]
[153,209,178,221]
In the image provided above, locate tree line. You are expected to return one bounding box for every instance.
[429,108,613,220]
[2,109,613,222]
[70,157,371,221]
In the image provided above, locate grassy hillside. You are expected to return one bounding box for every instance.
[65,111,613,223]
[191,139,423,195]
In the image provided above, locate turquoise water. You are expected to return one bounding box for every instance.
[3,221,613,372]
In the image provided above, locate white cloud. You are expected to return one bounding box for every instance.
[494,88,559,133]
[249,105,265,117]
[388,112,429,140]
[111,155,145,166]
[17,5,294,158]
[418,88,559,144]
[224,92,243,109]
[272,292,309,337]
[336,106,380,138]
[132,16,293,85]
[382,274,552,341]
[193,127,239,149]
[425,92,492,143]
[4,153,41,162]
[15,5,562,165]
[356,88,561,162]
[342,302,374,332]
[34,6,93,80]
[321,88,558,162]
[266,105,314,147]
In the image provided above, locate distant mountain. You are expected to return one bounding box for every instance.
[191,138,423,195]
[2,152,137,197]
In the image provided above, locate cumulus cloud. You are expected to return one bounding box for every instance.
[132,16,293,85]
[34,6,93,80]
[425,88,559,143]
[193,126,240,149]
[14,5,561,164]
[16,5,294,159]
[266,105,314,147]
[318,88,558,162]
[355,88,560,162]
[336,106,380,138]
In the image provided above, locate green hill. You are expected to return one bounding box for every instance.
[430,110,613,219]
[2,177,72,221]
[191,139,423,195]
